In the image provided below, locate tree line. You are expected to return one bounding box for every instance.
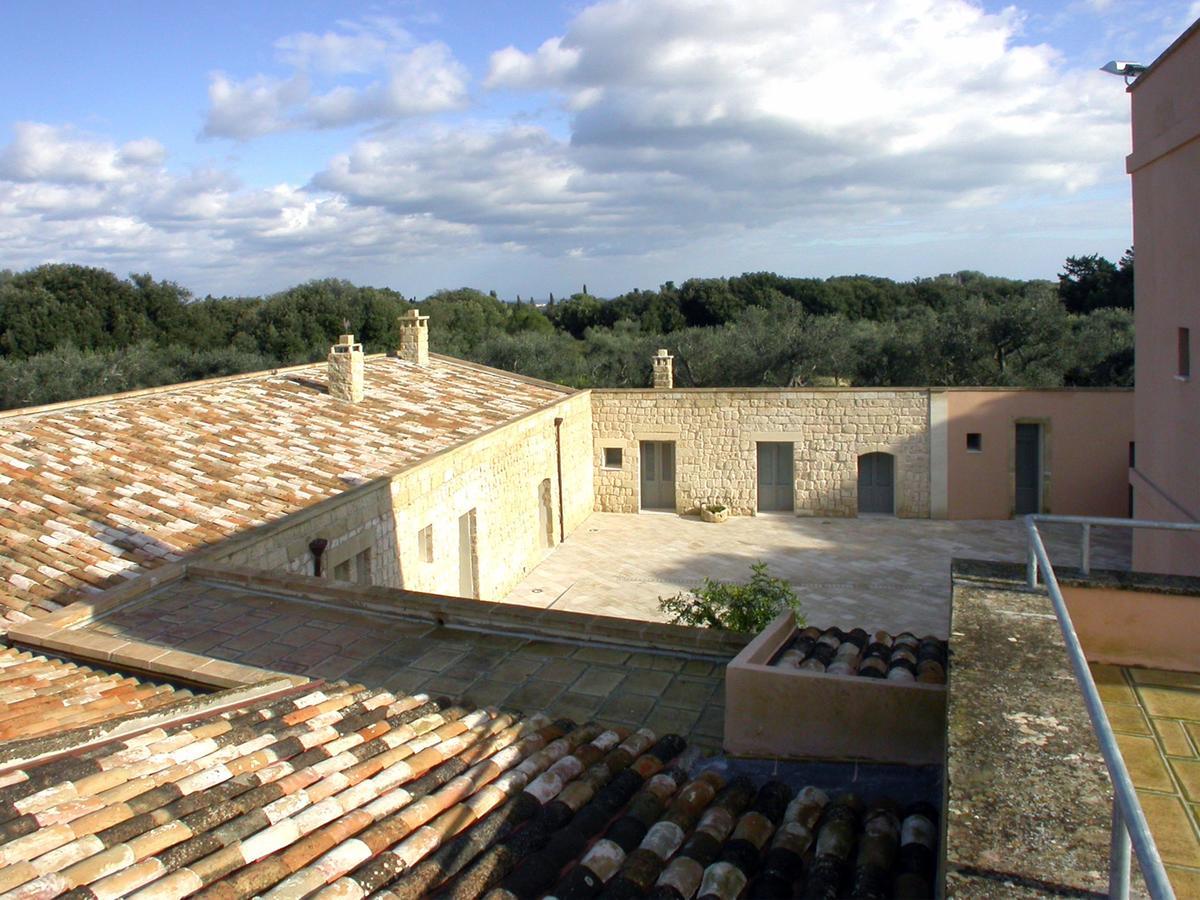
[0,252,1134,410]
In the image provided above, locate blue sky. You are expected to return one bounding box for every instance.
[0,0,1195,299]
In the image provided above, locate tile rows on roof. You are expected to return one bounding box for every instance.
[0,357,570,627]
[0,678,938,899]
[772,627,948,684]
[0,646,189,743]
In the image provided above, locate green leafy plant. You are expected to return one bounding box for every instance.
[704,503,727,514]
[659,562,804,633]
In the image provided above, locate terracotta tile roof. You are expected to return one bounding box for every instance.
[0,680,939,899]
[0,357,570,628]
[0,646,190,743]
[772,627,948,684]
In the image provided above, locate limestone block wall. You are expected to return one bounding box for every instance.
[211,480,401,586]
[391,391,593,600]
[591,389,931,517]
[209,391,593,600]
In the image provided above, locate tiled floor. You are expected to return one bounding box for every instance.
[502,513,1131,638]
[1093,663,1200,897]
[83,580,729,752]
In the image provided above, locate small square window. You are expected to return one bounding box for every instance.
[418,524,434,563]
[603,447,623,468]
[1179,327,1191,379]
[966,433,982,452]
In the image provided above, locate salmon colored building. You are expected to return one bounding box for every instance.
[937,388,1133,520]
[1128,18,1200,574]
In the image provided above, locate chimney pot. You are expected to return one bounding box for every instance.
[398,309,430,364]
[328,333,364,402]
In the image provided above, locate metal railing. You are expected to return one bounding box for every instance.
[1024,513,1200,899]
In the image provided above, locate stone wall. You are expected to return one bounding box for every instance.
[210,391,594,599]
[390,391,593,600]
[591,389,931,517]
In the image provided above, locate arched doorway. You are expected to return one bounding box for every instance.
[858,452,895,515]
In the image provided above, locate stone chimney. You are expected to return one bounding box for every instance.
[328,334,364,403]
[398,309,430,364]
[652,348,674,389]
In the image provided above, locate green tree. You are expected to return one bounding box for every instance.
[1058,252,1134,313]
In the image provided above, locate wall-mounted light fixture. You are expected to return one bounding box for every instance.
[1100,60,1146,85]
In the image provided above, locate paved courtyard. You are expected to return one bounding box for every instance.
[501,512,1131,638]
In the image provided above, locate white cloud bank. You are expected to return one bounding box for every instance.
[0,0,1149,294]
[203,19,469,139]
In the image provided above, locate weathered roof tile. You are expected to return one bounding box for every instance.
[0,357,570,626]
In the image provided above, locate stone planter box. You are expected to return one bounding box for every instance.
[700,505,730,523]
[724,612,947,765]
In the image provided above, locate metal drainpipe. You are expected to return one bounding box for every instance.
[554,417,566,544]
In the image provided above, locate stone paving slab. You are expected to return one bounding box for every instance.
[501,512,1131,639]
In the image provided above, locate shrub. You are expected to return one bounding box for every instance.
[659,562,804,633]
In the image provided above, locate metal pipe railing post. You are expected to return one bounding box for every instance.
[1026,519,1039,587]
[1110,804,1131,899]
[1081,522,1092,576]
[1026,516,1177,898]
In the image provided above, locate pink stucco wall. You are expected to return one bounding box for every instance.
[1129,20,1200,574]
[945,390,1133,520]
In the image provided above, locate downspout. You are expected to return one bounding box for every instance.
[554,416,566,543]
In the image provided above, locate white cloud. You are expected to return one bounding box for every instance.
[0,122,482,293]
[320,0,1130,258]
[203,19,467,139]
[1,0,1159,295]
[486,37,581,89]
[274,18,406,74]
[0,123,165,184]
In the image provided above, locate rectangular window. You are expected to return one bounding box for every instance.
[603,447,623,468]
[1129,441,1136,468]
[1179,327,1191,378]
[418,524,434,563]
[966,433,983,452]
[354,548,371,585]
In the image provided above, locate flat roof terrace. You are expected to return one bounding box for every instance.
[501,512,1131,639]
[16,567,745,753]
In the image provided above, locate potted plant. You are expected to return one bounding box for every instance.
[700,503,730,523]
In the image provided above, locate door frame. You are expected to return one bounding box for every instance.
[756,440,796,513]
[1010,418,1052,516]
[638,439,676,511]
[636,431,681,512]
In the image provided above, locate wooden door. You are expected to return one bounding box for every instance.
[639,441,676,510]
[858,452,895,515]
[1015,423,1042,515]
[757,442,795,511]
